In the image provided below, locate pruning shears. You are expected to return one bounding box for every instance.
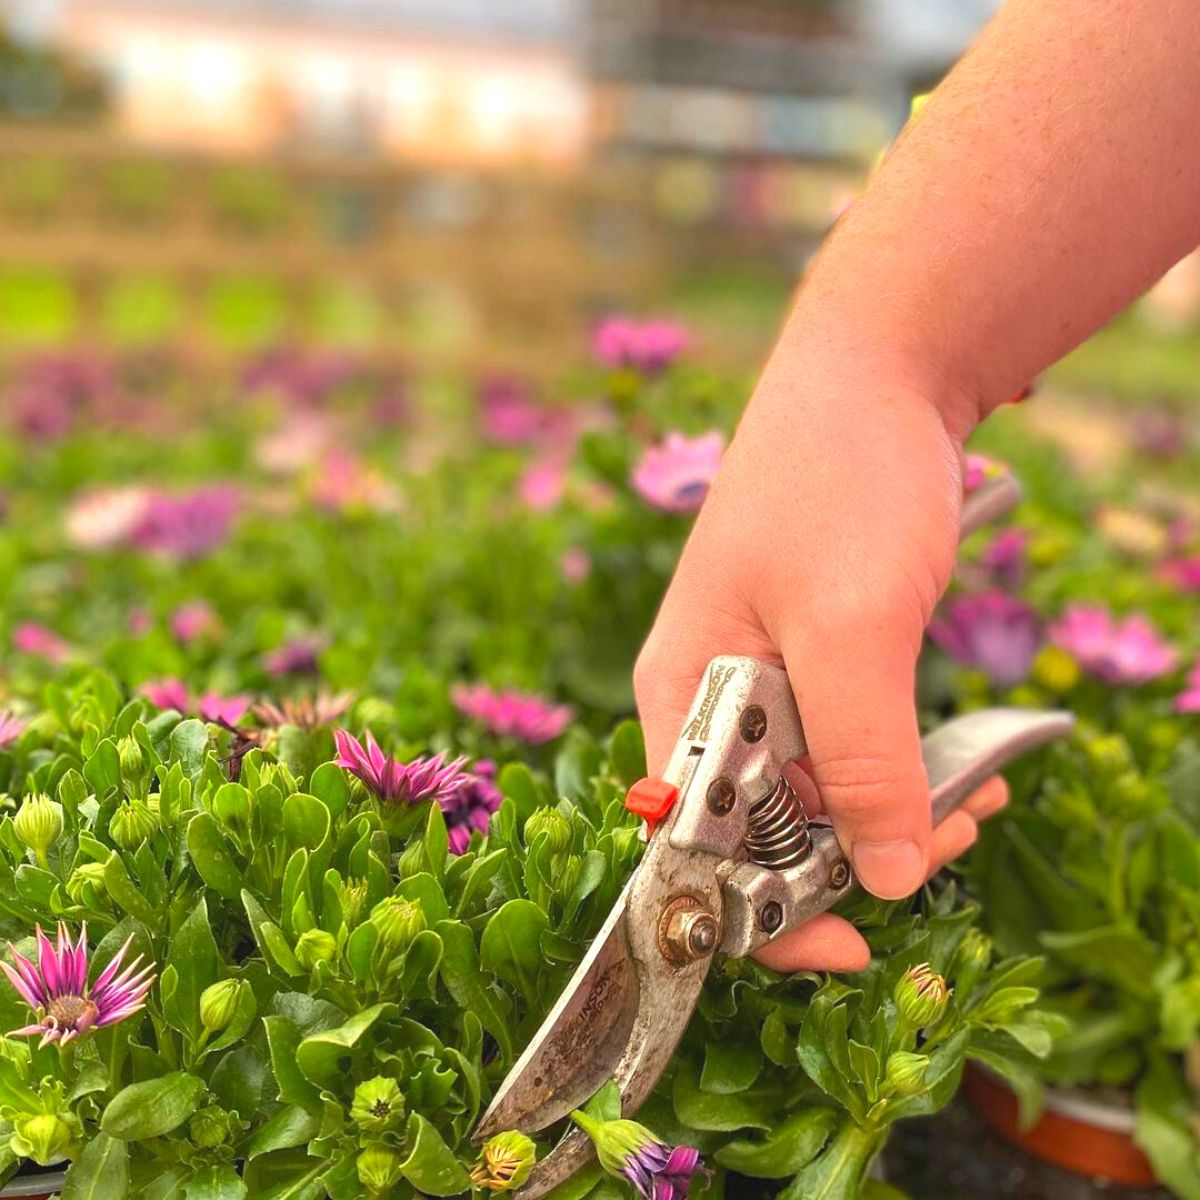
[473,474,1073,1197]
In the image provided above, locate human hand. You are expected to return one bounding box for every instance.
[634,351,1002,972]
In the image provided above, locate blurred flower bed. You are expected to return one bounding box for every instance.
[0,324,1198,1199]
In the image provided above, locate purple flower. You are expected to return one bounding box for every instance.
[570,1110,708,1200]
[631,432,723,514]
[2,923,154,1047]
[0,713,27,750]
[12,623,70,664]
[334,730,470,805]
[451,684,572,745]
[1048,603,1178,685]
[593,317,690,374]
[1160,556,1200,592]
[979,528,1028,589]
[1177,660,1200,713]
[1132,409,1189,460]
[170,601,219,644]
[263,636,323,678]
[242,345,357,406]
[928,592,1042,686]
[133,487,239,560]
[441,761,503,855]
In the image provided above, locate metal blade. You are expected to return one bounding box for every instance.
[960,474,1021,541]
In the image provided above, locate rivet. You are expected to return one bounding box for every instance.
[758,900,783,934]
[706,776,736,814]
[829,859,851,889]
[740,706,767,743]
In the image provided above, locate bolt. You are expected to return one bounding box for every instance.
[686,913,720,957]
[829,858,851,889]
[740,706,767,743]
[660,896,721,964]
[758,900,784,934]
[706,777,736,815]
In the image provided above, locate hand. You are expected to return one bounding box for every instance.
[634,353,1003,972]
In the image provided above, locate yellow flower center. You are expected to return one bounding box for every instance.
[46,994,98,1029]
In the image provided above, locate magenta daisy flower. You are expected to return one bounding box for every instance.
[170,601,219,644]
[631,432,723,514]
[333,730,470,805]
[928,592,1042,686]
[570,1110,708,1200]
[12,623,71,664]
[140,680,250,725]
[132,486,239,560]
[1048,603,1177,685]
[592,317,690,374]
[451,684,572,745]
[441,761,503,855]
[262,636,324,678]
[253,691,353,731]
[2,924,154,1047]
[0,712,27,750]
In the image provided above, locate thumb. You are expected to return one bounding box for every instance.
[781,618,931,900]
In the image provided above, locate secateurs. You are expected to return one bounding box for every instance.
[473,473,1073,1197]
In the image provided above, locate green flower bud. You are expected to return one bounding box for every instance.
[524,808,572,856]
[339,878,369,928]
[65,861,107,907]
[199,978,248,1035]
[13,794,63,863]
[350,1076,405,1131]
[357,1143,405,1194]
[894,964,950,1030]
[950,929,993,999]
[472,1131,537,1190]
[110,801,157,851]
[1084,734,1134,776]
[1031,646,1080,693]
[11,1111,79,1165]
[882,1051,928,1097]
[190,1105,235,1148]
[369,897,425,954]
[118,736,151,798]
[295,929,338,971]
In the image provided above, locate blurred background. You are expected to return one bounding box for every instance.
[0,0,1030,376]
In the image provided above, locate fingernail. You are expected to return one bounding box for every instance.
[852,839,926,900]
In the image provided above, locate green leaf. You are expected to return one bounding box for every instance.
[581,1079,621,1122]
[162,896,221,1041]
[246,1105,323,1160]
[263,1016,321,1112]
[62,1132,129,1200]
[607,720,646,788]
[436,920,512,1062]
[295,1003,392,1088]
[102,852,158,925]
[84,738,121,795]
[184,1165,247,1200]
[398,1112,473,1195]
[170,719,211,780]
[281,792,330,851]
[1135,1056,1200,1200]
[700,1040,763,1095]
[714,1108,840,1177]
[242,1150,327,1200]
[309,762,351,819]
[424,803,449,879]
[186,812,243,899]
[672,1061,773,1131]
[480,899,549,998]
[101,1072,206,1139]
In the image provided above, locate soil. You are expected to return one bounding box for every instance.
[887,1097,1171,1199]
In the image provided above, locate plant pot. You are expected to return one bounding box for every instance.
[963,1062,1157,1187]
[0,1169,68,1199]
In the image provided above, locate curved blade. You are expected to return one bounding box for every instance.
[960,473,1021,541]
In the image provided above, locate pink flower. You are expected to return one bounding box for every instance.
[1160,556,1200,592]
[140,680,249,725]
[12,623,70,664]
[65,486,152,550]
[310,451,396,514]
[593,317,690,373]
[480,377,546,445]
[2,923,154,1047]
[170,601,219,644]
[980,528,1029,589]
[451,684,573,744]
[441,761,503,855]
[631,432,723,513]
[127,607,152,636]
[1132,409,1189,460]
[964,454,1006,493]
[1049,604,1178,685]
[560,547,591,584]
[263,637,323,677]
[0,713,27,750]
[253,691,353,730]
[133,487,239,559]
[1176,660,1200,713]
[519,456,568,512]
[242,346,357,405]
[333,730,470,805]
[255,413,333,474]
[929,592,1042,686]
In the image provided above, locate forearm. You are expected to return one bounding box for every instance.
[776,0,1200,439]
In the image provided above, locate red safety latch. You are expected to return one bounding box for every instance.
[625,777,678,835]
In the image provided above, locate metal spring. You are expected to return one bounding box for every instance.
[744,776,812,869]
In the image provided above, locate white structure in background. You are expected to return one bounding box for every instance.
[52,0,589,165]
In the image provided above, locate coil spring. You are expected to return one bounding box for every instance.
[744,777,811,869]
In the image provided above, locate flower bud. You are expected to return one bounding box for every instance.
[895,964,950,1030]
[1031,646,1080,693]
[950,929,993,998]
[11,1112,79,1165]
[523,808,571,856]
[110,801,157,851]
[295,929,338,971]
[339,878,368,929]
[350,1076,404,1131]
[472,1131,537,1191]
[199,978,248,1034]
[65,861,107,907]
[118,736,151,798]
[369,897,425,954]
[13,794,63,863]
[190,1105,235,1148]
[882,1051,928,1097]
[1084,734,1134,776]
[357,1143,405,1194]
